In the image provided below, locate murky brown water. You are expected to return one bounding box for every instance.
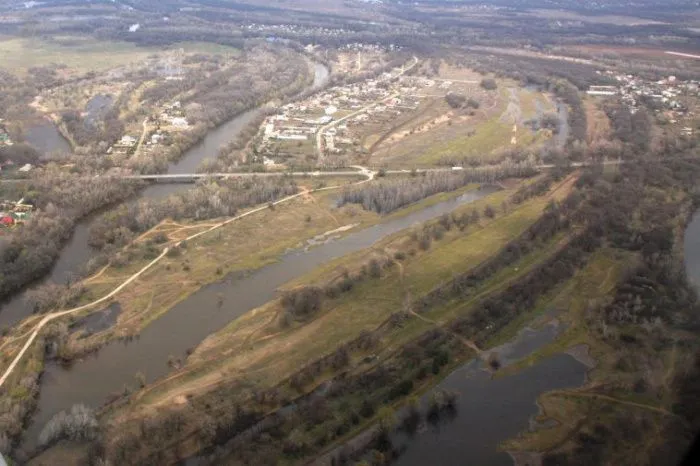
[22,187,498,448]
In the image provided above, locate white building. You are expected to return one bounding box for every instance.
[118,135,137,147]
[171,117,189,128]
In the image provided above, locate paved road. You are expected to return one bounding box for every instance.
[0,159,629,185]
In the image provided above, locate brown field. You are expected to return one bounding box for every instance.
[367,81,552,167]
[584,98,612,145]
[567,44,700,60]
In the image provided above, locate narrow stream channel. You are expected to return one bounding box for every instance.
[22,187,499,448]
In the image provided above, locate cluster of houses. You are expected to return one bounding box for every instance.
[106,101,187,156]
[156,101,189,129]
[0,199,33,229]
[588,72,698,131]
[107,134,138,156]
[242,22,359,41]
[0,120,13,147]
[339,43,401,53]
[257,63,423,161]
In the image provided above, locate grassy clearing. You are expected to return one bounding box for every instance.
[584,97,613,145]
[416,117,512,164]
[0,37,239,76]
[123,176,574,413]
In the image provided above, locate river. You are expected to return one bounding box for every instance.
[0,63,331,331]
[389,322,586,466]
[23,119,72,155]
[22,186,499,449]
[684,211,700,289]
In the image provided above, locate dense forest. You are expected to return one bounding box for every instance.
[338,164,534,214]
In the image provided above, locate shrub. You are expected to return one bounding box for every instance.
[445,92,467,109]
[432,225,446,241]
[419,235,432,251]
[152,232,168,244]
[487,352,501,370]
[480,78,498,90]
[466,98,480,109]
[38,404,99,448]
[369,259,382,278]
[282,286,324,321]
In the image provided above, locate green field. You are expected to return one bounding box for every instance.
[0,36,239,75]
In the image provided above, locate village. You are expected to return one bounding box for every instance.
[0,119,13,147]
[106,100,190,157]
[252,57,493,168]
[588,71,699,136]
[0,198,33,231]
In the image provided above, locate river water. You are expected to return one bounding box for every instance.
[683,211,700,289]
[24,119,72,155]
[0,63,331,331]
[7,61,336,445]
[23,187,499,448]
[390,320,586,466]
[392,354,585,466]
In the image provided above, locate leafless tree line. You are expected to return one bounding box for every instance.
[338,163,535,214]
[0,168,139,301]
[88,177,298,250]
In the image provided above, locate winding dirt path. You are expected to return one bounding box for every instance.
[0,248,169,387]
[394,255,482,354]
[546,389,680,419]
[0,168,374,389]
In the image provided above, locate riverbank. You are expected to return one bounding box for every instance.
[4,176,503,456]
[67,175,574,464]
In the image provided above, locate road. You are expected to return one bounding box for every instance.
[133,117,150,157]
[0,167,375,390]
[0,158,630,185]
[315,56,420,163]
[0,248,169,388]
